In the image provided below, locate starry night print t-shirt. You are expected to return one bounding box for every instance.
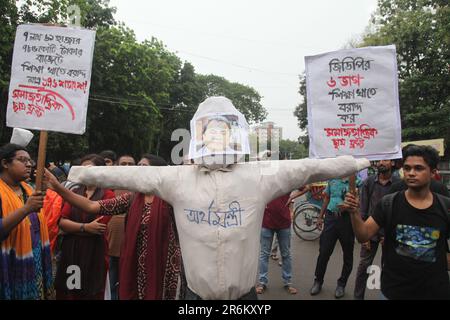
[372,192,450,300]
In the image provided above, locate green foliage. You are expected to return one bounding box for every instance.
[197,74,267,124]
[67,0,116,28]
[156,72,268,161]
[0,0,70,155]
[293,74,309,149]
[0,0,266,162]
[294,0,450,157]
[87,25,180,158]
[0,0,117,160]
[361,0,450,157]
[279,139,308,159]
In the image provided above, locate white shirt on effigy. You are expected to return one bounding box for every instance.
[68,155,369,299]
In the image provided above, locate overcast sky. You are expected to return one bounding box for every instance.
[109,0,378,140]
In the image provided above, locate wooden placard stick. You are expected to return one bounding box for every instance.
[34,130,48,192]
[349,174,356,195]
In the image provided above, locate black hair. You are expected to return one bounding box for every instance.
[70,158,82,167]
[80,154,106,166]
[117,154,136,164]
[0,143,28,172]
[140,154,168,166]
[402,143,418,153]
[403,145,439,170]
[99,150,117,162]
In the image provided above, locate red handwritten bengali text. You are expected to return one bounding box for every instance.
[41,77,88,93]
[324,124,378,150]
[11,85,75,120]
[327,74,364,88]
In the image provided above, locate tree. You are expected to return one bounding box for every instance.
[156,62,204,161]
[86,26,183,158]
[0,1,19,143]
[293,74,309,149]
[0,0,267,163]
[279,139,308,159]
[70,0,116,28]
[295,0,449,158]
[197,74,267,124]
[157,71,269,161]
[1,0,64,144]
[0,0,117,159]
[361,0,450,157]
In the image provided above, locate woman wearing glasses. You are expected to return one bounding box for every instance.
[0,143,54,300]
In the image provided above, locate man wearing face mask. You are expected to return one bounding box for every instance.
[353,159,400,300]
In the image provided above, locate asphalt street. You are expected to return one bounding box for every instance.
[257,227,382,300]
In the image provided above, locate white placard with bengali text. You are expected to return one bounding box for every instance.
[305,45,402,160]
[6,24,96,134]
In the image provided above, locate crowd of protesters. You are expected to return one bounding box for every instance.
[0,142,448,300]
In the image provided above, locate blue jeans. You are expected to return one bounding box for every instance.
[258,227,293,286]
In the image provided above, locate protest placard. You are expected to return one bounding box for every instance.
[6,24,95,134]
[305,45,402,160]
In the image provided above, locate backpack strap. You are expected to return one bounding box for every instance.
[435,193,450,222]
[434,193,450,253]
[381,191,400,233]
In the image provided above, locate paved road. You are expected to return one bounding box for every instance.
[257,229,382,300]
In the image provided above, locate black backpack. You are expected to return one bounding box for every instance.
[381,191,450,252]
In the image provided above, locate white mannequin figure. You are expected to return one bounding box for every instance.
[68,96,370,299]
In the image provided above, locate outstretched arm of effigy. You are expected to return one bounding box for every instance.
[259,155,370,202]
[67,165,174,198]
